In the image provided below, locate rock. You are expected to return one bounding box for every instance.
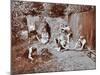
[19,30,28,40]
[41,48,53,61]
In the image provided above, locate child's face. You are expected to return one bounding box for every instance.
[61,29,65,33]
[42,27,46,32]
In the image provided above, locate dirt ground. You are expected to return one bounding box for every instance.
[11,39,96,74]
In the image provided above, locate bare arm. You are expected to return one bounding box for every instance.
[36,35,41,42]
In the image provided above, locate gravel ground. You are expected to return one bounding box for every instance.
[31,40,96,72]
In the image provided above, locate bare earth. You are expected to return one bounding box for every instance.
[12,40,96,74]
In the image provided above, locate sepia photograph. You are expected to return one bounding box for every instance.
[11,0,96,74]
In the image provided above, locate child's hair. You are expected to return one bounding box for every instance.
[44,21,51,39]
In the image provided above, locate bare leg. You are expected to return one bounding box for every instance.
[28,47,33,60]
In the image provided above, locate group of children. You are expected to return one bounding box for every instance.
[23,15,87,61]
